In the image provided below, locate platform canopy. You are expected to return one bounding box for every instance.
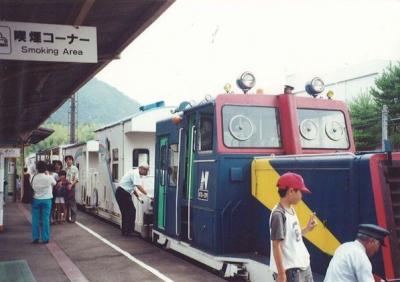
[0,0,174,146]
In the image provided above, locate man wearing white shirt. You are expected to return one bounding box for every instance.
[324,224,390,282]
[116,163,148,236]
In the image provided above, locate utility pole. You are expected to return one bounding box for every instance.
[382,104,388,149]
[69,94,77,144]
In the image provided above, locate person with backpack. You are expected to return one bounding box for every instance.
[269,172,317,282]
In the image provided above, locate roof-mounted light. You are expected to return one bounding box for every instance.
[139,101,165,111]
[224,83,232,94]
[305,77,325,98]
[236,72,256,94]
[171,114,182,125]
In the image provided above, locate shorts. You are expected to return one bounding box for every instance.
[55,197,65,204]
[273,266,313,282]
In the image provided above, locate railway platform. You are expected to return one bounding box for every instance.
[0,201,225,282]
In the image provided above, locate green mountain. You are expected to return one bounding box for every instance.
[47,78,141,125]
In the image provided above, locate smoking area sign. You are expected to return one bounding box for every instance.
[0,21,97,63]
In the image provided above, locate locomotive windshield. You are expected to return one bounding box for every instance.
[222,105,281,148]
[298,109,349,149]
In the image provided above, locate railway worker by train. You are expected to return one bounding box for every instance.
[64,155,79,223]
[115,162,149,236]
[269,172,317,282]
[31,161,56,244]
[324,224,390,282]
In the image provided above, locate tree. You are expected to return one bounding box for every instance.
[349,92,381,150]
[370,63,400,148]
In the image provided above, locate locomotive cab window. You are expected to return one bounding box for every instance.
[298,109,349,149]
[159,144,168,186]
[199,115,213,151]
[222,105,281,148]
[168,144,179,186]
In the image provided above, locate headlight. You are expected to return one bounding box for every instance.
[305,77,325,97]
[236,71,256,94]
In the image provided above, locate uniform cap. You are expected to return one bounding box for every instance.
[358,224,390,246]
[276,172,311,193]
[138,161,149,169]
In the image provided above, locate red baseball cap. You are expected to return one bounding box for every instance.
[276,172,311,193]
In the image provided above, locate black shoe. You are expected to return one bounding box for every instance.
[42,241,49,244]
[32,239,39,244]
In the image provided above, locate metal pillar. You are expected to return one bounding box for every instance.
[69,94,77,144]
[382,105,388,149]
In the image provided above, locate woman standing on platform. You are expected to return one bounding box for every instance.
[31,161,56,244]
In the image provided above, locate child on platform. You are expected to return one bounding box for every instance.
[53,170,69,224]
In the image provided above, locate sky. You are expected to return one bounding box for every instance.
[96,0,400,106]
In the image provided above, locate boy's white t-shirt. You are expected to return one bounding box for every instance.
[269,204,310,272]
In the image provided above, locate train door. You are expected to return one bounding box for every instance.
[155,129,182,236]
[180,108,215,244]
[156,136,168,230]
[178,114,196,241]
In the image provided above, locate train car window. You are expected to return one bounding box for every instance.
[160,145,168,186]
[112,163,118,181]
[160,145,168,170]
[168,144,179,186]
[112,148,118,161]
[132,149,149,167]
[112,148,119,181]
[297,109,349,149]
[199,116,213,151]
[222,105,281,148]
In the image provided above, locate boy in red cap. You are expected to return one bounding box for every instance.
[270,172,317,282]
